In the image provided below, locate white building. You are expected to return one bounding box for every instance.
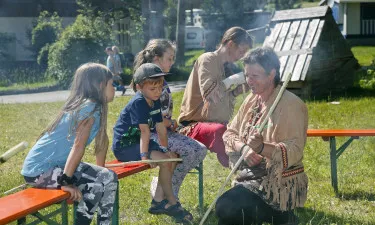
[320,0,375,37]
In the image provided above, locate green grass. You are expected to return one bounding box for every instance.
[352,46,375,67]
[1,94,375,224]
[184,49,204,67]
[0,80,58,92]
[300,1,320,8]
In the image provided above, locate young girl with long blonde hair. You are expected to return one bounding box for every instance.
[21,63,117,225]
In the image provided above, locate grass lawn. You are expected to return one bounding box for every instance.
[0,80,59,92]
[300,1,320,8]
[1,92,375,224]
[351,46,375,67]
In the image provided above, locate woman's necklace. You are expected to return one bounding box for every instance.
[242,96,263,142]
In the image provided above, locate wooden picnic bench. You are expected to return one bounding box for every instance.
[105,159,204,225]
[0,188,70,225]
[307,129,375,193]
[0,160,203,225]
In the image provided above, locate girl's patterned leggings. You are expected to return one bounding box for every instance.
[151,131,207,198]
[24,162,118,225]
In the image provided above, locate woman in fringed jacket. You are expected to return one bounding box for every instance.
[216,47,308,225]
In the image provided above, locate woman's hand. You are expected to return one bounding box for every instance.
[61,185,82,202]
[247,131,264,154]
[243,145,263,167]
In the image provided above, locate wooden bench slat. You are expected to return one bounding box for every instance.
[0,188,69,225]
[106,160,150,179]
[307,129,375,137]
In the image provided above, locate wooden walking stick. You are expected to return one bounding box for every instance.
[0,142,28,164]
[199,72,293,225]
[105,158,183,168]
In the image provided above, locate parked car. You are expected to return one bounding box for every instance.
[185,26,205,49]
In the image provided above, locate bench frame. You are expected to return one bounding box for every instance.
[307,129,375,193]
[0,188,70,225]
[105,161,204,225]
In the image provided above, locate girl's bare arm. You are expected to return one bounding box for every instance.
[64,117,94,177]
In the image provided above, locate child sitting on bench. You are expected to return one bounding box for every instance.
[112,63,193,224]
[21,63,118,225]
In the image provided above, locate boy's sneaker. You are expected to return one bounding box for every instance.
[121,86,126,95]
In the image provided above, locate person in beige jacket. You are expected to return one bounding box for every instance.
[178,27,253,167]
[215,47,308,225]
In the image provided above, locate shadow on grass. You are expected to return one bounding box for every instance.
[195,204,369,225]
[336,87,375,100]
[304,87,375,102]
[338,190,375,201]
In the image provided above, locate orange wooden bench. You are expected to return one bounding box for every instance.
[105,159,204,225]
[0,188,70,225]
[0,160,203,225]
[307,129,375,193]
[105,160,151,225]
[0,162,150,225]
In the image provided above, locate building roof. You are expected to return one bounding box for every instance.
[319,0,375,5]
[263,6,330,82]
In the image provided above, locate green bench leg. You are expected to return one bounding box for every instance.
[16,200,68,225]
[111,182,119,225]
[329,137,338,193]
[17,217,26,225]
[329,136,358,194]
[197,161,204,214]
[61,200,68,225]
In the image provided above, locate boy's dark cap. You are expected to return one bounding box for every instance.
[133,63,168,84]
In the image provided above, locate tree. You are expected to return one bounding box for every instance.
[31,11,62,68]
[175,0,186,66]
[47,14,115,87]
[165,0,177,41]
[271,0,301,10]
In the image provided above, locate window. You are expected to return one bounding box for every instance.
[361,3,375,35]
[187,32,197,39]
[361,3,375,20]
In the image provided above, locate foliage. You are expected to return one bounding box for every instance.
[0,80,58,92]
[0,32,16,61]
[47,14,115,87]
[273,0,301,10]
[357,68,375,90]
[31,11,62,68]
[77,0,144,44]
[0,65,47,87]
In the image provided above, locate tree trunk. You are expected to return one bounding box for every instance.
[175,0,185,66]
[150,0,165,38]
[142,0,150,46]
[189,3,194,26]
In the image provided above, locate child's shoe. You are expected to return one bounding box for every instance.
[148,199,168,215]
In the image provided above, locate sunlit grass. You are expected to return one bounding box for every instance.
[352,46,375,67]
[0,80,59,92]
[1,92,375,224]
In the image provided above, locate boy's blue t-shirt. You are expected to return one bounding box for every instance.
[112,92,163,150]
[21,101,101,177]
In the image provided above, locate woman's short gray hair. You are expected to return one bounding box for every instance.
[242,47,281,87]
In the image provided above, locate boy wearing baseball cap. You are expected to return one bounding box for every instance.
[112,63,193,223]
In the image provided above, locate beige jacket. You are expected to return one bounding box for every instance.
[224,85,308,211]
[178,51,235,124]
